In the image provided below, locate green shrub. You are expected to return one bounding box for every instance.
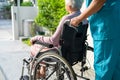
[35,0,67,33]
[4,5,11,11]
[21,1,33,6]
[14,0,23,6]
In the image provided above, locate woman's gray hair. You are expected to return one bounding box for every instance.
[65,0,84,9]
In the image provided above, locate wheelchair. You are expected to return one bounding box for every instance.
[20,20,94,80]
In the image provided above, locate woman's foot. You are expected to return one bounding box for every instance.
[36,66,46,79]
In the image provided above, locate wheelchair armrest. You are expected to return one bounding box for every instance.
[33,40,54,48]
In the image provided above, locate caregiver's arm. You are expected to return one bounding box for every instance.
[71,0,106,26]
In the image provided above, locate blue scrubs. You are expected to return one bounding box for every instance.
[86,0,120,80]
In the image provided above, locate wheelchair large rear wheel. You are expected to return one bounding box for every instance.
[32,52,76,80]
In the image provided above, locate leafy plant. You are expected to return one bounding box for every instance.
[21,1,33,6]
[35,0,67,33]
[14,0,23,6]
[4,5,11,11]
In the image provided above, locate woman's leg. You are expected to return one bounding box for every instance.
[30,44,42,56]
[30,44,48,78]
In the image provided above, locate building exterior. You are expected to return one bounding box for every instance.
[0,0,9,11]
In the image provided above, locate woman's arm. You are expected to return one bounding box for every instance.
[71,0,106,26]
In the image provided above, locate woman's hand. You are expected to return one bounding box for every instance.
[70,17,81,27]
[30,36,37,45]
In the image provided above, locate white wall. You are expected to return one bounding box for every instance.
[11,6,38,40]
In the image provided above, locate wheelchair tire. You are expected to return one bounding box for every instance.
[32,52,76,80]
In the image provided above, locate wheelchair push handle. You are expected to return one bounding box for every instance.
[64,19,82,27]
[33,40,54,48]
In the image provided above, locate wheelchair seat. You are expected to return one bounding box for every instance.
[60,21,88,65]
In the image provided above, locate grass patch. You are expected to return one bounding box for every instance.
[22,38,31,46]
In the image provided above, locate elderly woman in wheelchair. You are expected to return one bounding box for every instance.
[30,0,87,78]
[20,0,93,80]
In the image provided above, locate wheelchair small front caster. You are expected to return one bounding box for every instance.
[20,75,29,80]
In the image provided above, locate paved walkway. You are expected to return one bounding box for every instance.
[0,19,30,80]
[0,19,12,40]
[0,19,94,80]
